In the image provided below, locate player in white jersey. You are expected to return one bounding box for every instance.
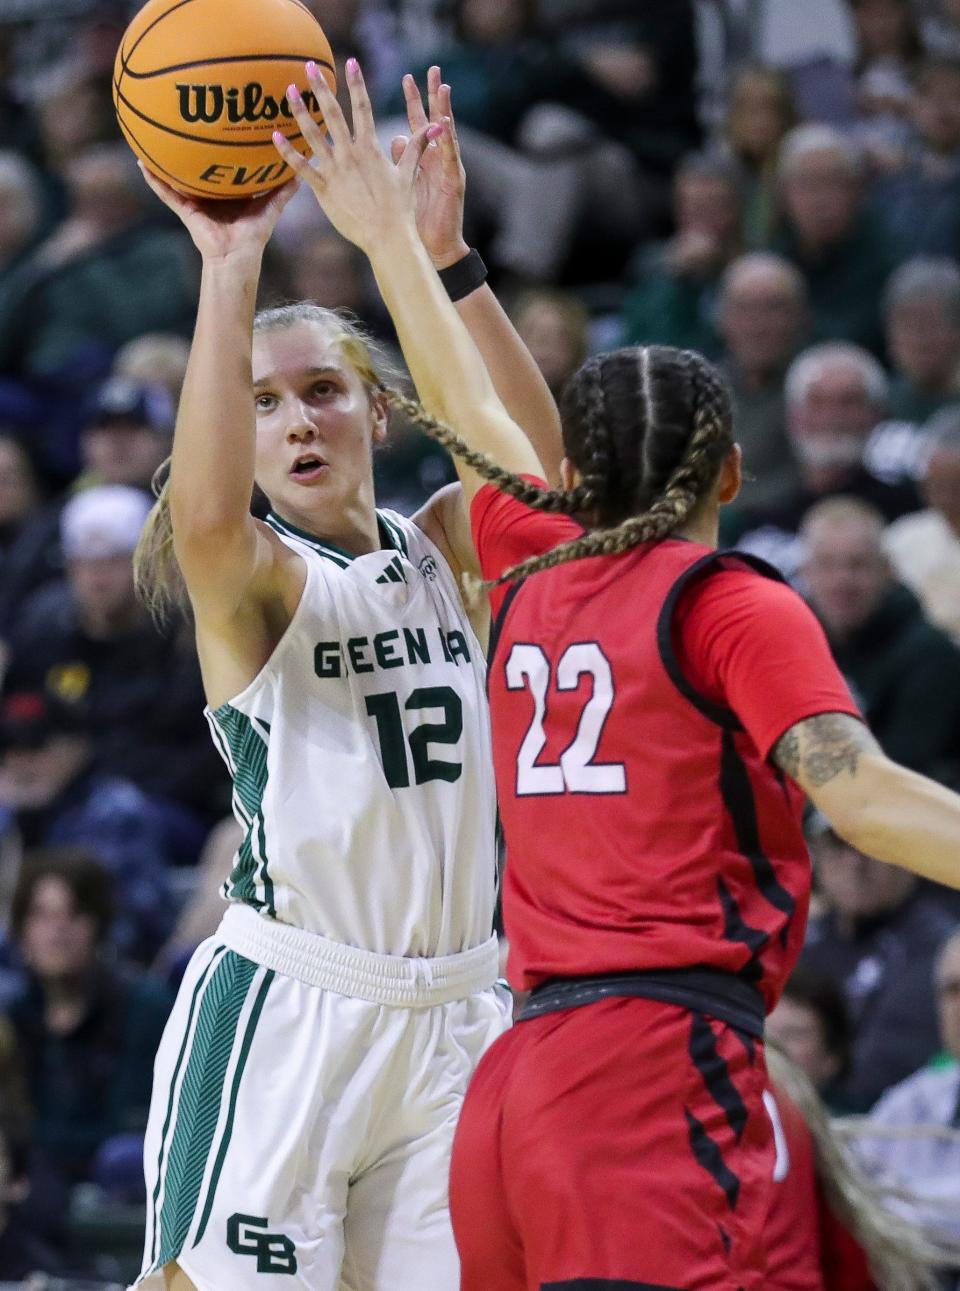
[130,70,562,1291]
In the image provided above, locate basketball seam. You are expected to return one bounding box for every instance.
[115,112,233,197]
[121,52,336,80]
[114,76,313,148]
[123,0,199,70]
[116,0,198,123]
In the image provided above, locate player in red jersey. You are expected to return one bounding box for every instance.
[276,64,960,1291]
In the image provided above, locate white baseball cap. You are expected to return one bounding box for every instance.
[61,485,152,560]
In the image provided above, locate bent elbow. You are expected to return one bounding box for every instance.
[806,752,905,859]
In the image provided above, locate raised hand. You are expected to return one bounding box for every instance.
[137,163,299,262]
[391,67,468,270]
[272,58,440,255]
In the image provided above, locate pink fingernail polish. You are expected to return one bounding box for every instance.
[272,131,284,145]
[287,84,300,103]
[426,124,443,140]
[305,60,318,77]
[347,57,359,75]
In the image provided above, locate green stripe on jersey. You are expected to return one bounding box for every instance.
[192,968,275,1246]
[154,952,260,1269]
[148,944,225,1270]
[268,508,407,562]
[378,511,408,556]
[266,513,351,567]
[209,707,274,916]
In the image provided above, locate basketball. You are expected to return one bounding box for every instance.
[113,0,335,200]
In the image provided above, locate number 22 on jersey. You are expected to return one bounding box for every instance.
[505,642,626,796]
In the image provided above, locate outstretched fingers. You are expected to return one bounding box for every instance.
[435,112,461,180]
[426,65,443,122]
[402,71,429,134]
[343,57,378,147]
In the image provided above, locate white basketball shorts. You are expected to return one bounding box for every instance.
[132,904,509,1291]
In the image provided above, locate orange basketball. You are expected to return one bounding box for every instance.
[113,0,335,200]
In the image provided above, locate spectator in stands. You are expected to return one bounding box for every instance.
[30,65,116,208]
[732,342,919,577]
[853,926,960,1248]
[719,65,798,248]
[3,850,172,1195]
[801,495,960,779]
[869,257,960,489]
[112,332,190,410]
[0,380,174,627]
[379,0,699,283]
[0,144,197,381]
[863,256,960,487]
[0,150,44,275]
[887,257,960,419]
[74,373,175,493]
[846,0,923,159]
[801,814,959,1110]
[511,287,589,402]
[715,252,807,511]
[536,0,702,185]
[767,965,856,1113]
[4,486,227,831]
[0,689,176,962]
[872,54,960,258]
[771,124,898,352]
[922,0,960,60]
[620,152,743,357]
[284,227,396,344]
[0,1110,67,1281]
[885,405,960,642]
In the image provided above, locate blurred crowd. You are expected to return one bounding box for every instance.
[2,0,960,1283]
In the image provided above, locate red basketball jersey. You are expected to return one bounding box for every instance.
[472,484,860,1009]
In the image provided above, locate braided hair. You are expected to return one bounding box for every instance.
[384,345,735,586]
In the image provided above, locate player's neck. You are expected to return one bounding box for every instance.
[675,509,719,549]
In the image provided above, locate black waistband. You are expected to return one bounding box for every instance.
[517,966,766,1038]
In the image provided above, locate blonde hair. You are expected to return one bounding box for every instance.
[766,1045,945,1290]
[134,304,397,620]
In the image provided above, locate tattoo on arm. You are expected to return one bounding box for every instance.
[773,713,880,788]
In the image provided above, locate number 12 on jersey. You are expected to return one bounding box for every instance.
[505,642,627,796]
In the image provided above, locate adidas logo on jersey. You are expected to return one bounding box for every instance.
[376,555,407,585]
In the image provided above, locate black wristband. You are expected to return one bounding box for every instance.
[437,248,488,302]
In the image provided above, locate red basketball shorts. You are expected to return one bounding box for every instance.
[449,996,774,1291]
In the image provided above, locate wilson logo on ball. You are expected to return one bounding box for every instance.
[112,0,336,200]
[175,83,322,126]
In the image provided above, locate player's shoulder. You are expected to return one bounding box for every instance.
[677,550,797,614]
[670,550,819,654]
[471,479,580,546]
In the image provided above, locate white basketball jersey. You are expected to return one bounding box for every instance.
[205,509,497,958]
